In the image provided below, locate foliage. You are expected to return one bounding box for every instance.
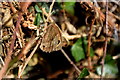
[71,37,94,62]
[63,1,75,15]
[0,1,120,79]
[34,13,41,26]
[78,68,89,78]
[96,55,119,77]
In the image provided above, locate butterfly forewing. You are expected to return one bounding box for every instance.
[40,23,64,52]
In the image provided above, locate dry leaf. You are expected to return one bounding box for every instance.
[65,21,77,34]
[2,8,13,27]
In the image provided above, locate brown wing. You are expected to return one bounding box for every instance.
[40,23,63,52]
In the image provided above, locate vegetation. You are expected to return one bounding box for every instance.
[0,1,120,79]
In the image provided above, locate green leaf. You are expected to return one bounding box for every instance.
[71,38,85,62]
[78,68,89,78]
[63,2,75,15]
[96,55,118,77]
[96,64,118,77]
[71,37,94,62]
[82,37,94,57]
[34,13,43,26]
[105,55,115,64]
[90,48,94,57]
[34,5,42,13]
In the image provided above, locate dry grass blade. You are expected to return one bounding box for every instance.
[18,39,41,78]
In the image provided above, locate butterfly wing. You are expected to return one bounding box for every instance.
[40,23,63,52]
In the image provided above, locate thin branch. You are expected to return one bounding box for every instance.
[0,12,22,79]
[101,0,108,78]
[42,8,54,22]
[41,0,55,30]
[93,0,99,8]
[61,49,81,74]
[18,36,39,60]
[87,18,95,70]
[61,49,101,78]
[0,57,5,66]
[5,35,39,75]
[47,0,55,22]
[113,54,120,60]
[18,39,41,78]
[8,2,17,13]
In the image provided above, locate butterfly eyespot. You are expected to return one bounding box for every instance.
[42,45,45,48]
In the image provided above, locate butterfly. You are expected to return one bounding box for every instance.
[40,23,68,52]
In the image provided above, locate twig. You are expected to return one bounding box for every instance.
[18,36,39,60]
[42,8,54,23]
[12,21,24,48]
[0,3,3,66]
[61,49,81,75]
[0,57,5,66]
[87,17,95,70]
[42,0,55,28]
[5,35,39,76]
[15,27,23,48]
[18,39,41,78]
[93,0,99,8]
[101,0,108,78]
[113,54,120,60]
[110,0,120,6]
[0,12,22,79]
[110,5,117,12]
[46,0,55,22]
[18,24,25,47]
[108,11,120,20]
[65,34,86,40]
[8,2,17,13]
